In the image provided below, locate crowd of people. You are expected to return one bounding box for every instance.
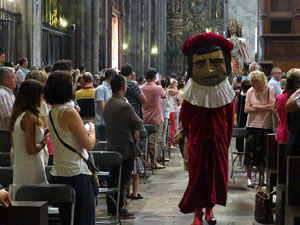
[233,64,300,189]
[0,51,186,224]
[1,40,300,225]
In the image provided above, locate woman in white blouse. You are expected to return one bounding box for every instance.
[9,79,49,199]
[44,70,96,225]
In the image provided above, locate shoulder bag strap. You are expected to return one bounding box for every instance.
[49,110,93,169]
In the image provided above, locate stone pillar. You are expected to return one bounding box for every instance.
[31,0,42,67]
[144,0,151,73]
[16,0,42,67]
[123,0,151,77]
[79,0,85,67]
[98,0,106,69]
[151,0,166,75]
[74,0,99,73]
[84,0,92,71]
[91,0,100,73]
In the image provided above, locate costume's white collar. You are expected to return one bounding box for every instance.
[183,78,235,108]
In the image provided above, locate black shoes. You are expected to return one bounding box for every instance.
[108,208,135,219]
[119,209,135,219]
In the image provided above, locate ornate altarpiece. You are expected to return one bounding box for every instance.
[166,0,224,75]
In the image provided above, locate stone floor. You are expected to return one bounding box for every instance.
[96,141,271,225]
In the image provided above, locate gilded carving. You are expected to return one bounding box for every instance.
[189,0,206,14]
[166,0,224,75]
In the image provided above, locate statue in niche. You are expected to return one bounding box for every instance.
[227,18,250,78]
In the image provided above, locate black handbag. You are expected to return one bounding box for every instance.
[254,176,275,224]
[49,111,99,196]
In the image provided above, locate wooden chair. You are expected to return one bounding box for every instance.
[285,156,300,225]
[0,201,48,225]
[16,184,76,225]
[276,144,287,225]
[266,134,278,194]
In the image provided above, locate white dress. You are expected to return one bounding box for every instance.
[12,112,48,198]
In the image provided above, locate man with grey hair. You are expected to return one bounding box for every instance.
[0,67,16,152]
[268,67,282,96]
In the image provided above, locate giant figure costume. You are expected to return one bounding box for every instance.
[178,33,235,225]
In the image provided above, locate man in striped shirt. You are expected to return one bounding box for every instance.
[121,63,147,119]
[0,67,16,152]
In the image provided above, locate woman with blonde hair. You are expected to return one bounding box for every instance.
[244,70,275,187]
[25,70,49,125]
[25,70,53,165]
[25,70,48,85]
[9,79,49,198]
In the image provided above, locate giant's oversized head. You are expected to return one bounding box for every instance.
[182,32,234,86]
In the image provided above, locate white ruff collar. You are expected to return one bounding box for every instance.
[183,78,235,108]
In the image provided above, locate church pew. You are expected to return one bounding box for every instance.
[266,134,278,195]
[0,201,48,225]
[276,144,287,225]
[285,156,300,225]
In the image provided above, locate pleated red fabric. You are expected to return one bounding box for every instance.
[179,100,234,213]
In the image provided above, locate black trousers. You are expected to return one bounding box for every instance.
[107,158,134,213]
[51,174,96,225]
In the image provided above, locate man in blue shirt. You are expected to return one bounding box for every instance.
[268,67,282,96]
[94,68,117,140]
[15,57,30,90]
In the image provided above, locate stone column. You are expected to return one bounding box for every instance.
[84,0,92,71]
[31,0,42,66]
[151,0,166,75]
[75,0,99,73]
[16,0,42,67]
[144,0,151,73]
[79,0,85,67]
[123,0,150,77]
[91,0,100,73]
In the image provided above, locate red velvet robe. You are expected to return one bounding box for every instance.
[179,100,234,213]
